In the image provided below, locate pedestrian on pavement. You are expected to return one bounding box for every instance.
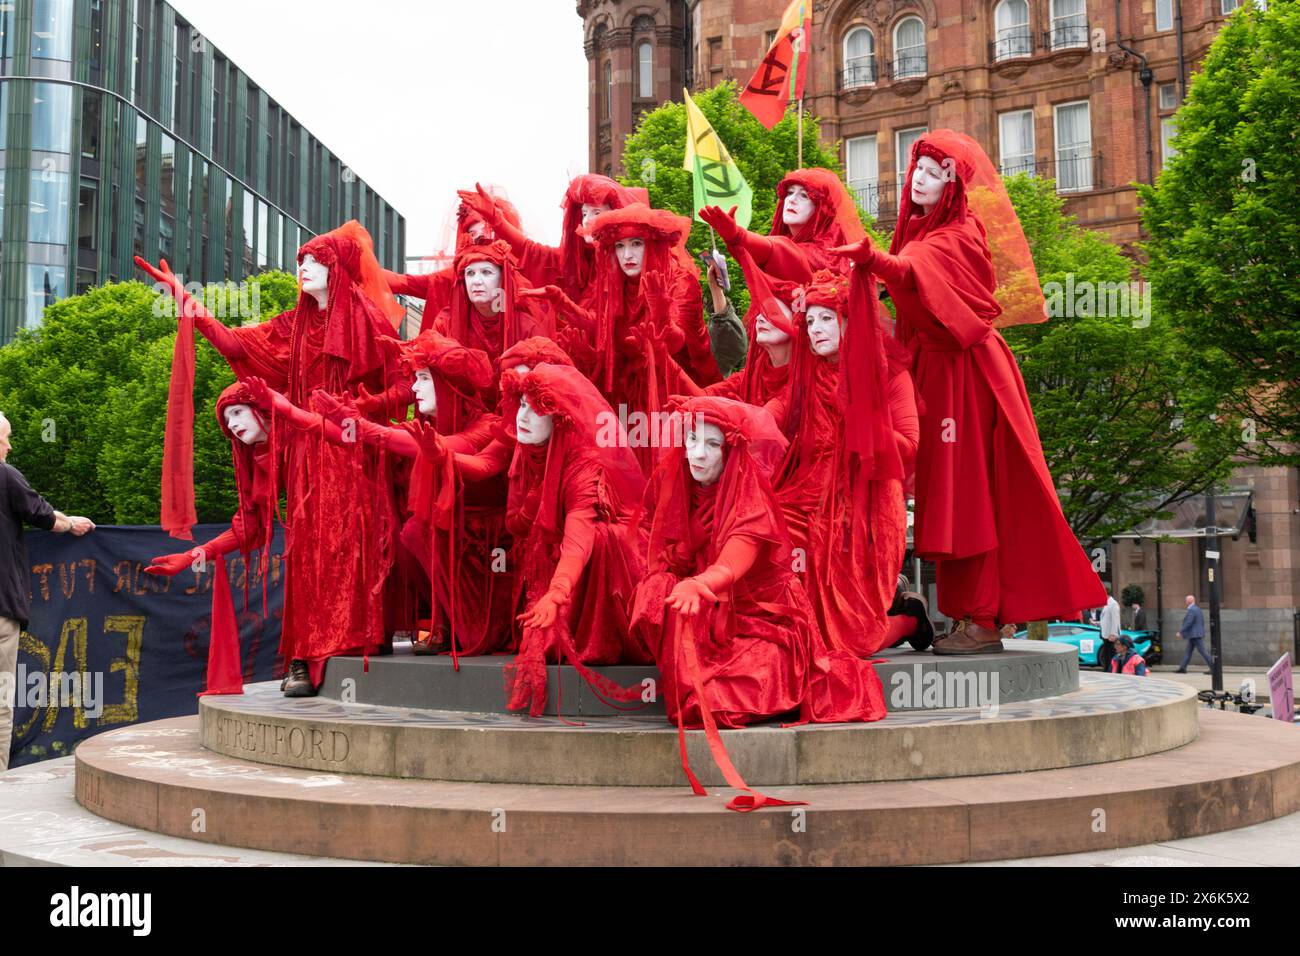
[1174,593,1212,674]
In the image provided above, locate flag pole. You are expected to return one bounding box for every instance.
[797,97,804,168]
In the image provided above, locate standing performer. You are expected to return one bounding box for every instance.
[699,167,865,281]
[137,220,405,695]
[771,271,919,658]
[834,130,1105,653]
[630,396,886,730]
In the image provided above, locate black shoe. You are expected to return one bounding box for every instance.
[1175,669,1187,674]
[282,659,316,697]
[899,592,934,652]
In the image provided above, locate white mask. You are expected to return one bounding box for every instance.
[224,404,268,446]
[806,305,841,357]
[412,369,437,416]
[782,184,815,228]
[685,421,725,486]
[614,237,646,278]
[910,154,949,214]
[515,394,554,445]
[581,203,611,244]
[754,302,793,345]
[513,364,531,374]
[463,261,503,311]
[298,253,329,296]
[466,219,489,241]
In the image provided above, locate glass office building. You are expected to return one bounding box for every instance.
[0,0,405,342]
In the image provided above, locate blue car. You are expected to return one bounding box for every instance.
[1010,622,1161,670]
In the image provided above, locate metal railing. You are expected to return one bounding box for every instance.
[990,26,1034,62]
[1044,19,1090,51]
[887,54,928,80]
[839,58,878,89]
[999,153,1104,193]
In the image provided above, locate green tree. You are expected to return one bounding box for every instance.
[1139,1,1300,465]
[619,81,871,317]
[0,271,299,524]
[1002,175,1241,546]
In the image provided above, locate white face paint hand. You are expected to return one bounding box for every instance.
[684,421,726,486]
[515,394,554,446]
[614,237,647,278]
[224,404,269,446]
[782,184,815,228]
[805,305,841,357]
[412,369,438,416]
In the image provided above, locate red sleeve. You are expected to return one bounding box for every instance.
[445,415,498,455]
[694,536,761,593]
[889,369,920,470]
[383,269,432,299]
[454,438,512,482]
[199,526,243,559]
[703,371,743,400]
[734,231,813,283]
[514,239,564,289]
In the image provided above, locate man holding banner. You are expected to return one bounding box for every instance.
[0,411,96,770]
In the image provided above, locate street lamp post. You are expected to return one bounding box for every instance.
[1205,487,1223,692]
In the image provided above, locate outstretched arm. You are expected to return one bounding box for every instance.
[457,183,530,253]
[135,255,251,362]
[698,206,814,283]
[665,535,761,616]
[517,502,599,629]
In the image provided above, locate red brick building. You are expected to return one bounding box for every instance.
[577,0,1259,248]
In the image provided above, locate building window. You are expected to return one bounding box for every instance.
[1221,1,1266,12]
[27,265,66,328]
[88,0,105,83]
[896,126,927,175]
[1054,100,1093,192]
[257,200,269,268]
[80,91,101,162]
[31,0,73,62]
[638,41,653,99]
[603,61,612,119]
[1155,0,1173,31]
[892,17,926,78]
[159,134,176,262]
[846,135,879,217]
[78,181,98,253]
[1158,83,1178,111]
[31,82,72,153]
[999,109,1036,175]
[994,0,1032,60]
[842,27,876,88]
[1160,117,1178,168]
[29,170,70,244]
[1049,0,1088,50]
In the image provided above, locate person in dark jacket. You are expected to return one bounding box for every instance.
[1130,602,1147,631]
[1175,593,1211,674]
[1,412,95,770]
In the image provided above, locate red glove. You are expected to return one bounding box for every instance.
[517,587,570,629]
[456,183,502,230]
[410,420,448,465]
[698,205,743,245]
[664,576,722,617]
[352,382,383,416]
[829,237,881,266]
[311,388,359,425]
[145,549,203,577]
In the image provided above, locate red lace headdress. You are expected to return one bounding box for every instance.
[444,239,551,359]
[497,336,574,419]
[769,167,867,248]
[580,205,695,393]
[891,129,1045,329]
[398,329,494,436]
[559,174,650,293]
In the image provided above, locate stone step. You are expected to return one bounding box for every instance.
[72,707,1300,866]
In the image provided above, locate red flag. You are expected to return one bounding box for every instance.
[739,0,812,130]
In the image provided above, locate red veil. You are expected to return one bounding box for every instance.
[553,174,650,298]
[717,247,800,409]
[437,239,554,368]
[770,168,867,273]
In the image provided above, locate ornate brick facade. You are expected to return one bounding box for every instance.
[577,0,1253,249]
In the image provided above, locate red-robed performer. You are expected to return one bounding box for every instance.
[461,363,651,716]
[137,220,406,696]
[699,167,866,283]
[383,189,523,324]
[770,270,925,657]
[629,396,887,732]
[833,129,1105,653]
[577,205,720,469]
[248,330,514,659]
[457,175,646,319]
[672,247,798,416]
[358,239,553,420]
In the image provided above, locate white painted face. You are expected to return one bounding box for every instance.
[224,404,268,446]
[782,184,815,228]
[614,237,646,278]
[805,305,841,357]
[0,417,11,462]
[513,364,530,374]
[581,203,611,244]
[685,420,725,486]
[412,369,437,416]
[298,253,329,295]
[754,301,793,345]
[466,219,489,241]
[515,394,554,446]
[910,154,948,214]
[463,261,503,310]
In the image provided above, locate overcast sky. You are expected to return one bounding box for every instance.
[169,0,591,256]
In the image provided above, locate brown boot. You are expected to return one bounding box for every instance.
[932,617,1004,655]
[282,659,316,697]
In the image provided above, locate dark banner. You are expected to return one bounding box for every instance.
[7,524,285,768]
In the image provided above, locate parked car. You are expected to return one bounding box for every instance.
[1010,622,1162,670]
